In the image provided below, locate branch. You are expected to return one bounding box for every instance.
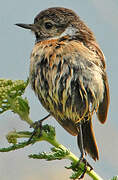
[0,124,103,180]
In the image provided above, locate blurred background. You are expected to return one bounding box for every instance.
[0,0,118,179]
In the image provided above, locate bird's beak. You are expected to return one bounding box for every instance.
[15,23,37,31]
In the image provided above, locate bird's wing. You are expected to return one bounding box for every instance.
[97,73,110,123]
[83,41,110,124]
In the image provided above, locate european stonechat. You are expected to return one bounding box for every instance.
[16,7,110,162]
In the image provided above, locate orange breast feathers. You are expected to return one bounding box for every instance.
[30,38,109,125]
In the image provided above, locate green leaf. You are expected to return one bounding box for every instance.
[0,79,28,114]
[29,147,69,161]
[65,161,85,179]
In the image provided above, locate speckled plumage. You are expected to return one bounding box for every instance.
[30,39,104,134]
[16,7,110,161]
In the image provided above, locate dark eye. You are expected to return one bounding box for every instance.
[45,22,53,29]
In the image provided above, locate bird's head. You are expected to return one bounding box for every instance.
[16,7,95,43]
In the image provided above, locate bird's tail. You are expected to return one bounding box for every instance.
[77,118,99,161]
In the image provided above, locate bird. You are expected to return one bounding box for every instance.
[16,7,110,163]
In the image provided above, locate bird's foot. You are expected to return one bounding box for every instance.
[28,114,50,142]
[72,157,93,179]
[79,157,93,179]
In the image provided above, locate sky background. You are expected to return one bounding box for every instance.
[0,0,118,180]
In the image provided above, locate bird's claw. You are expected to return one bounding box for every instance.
[28,114,50,142]
[72,157,93,179]
[78,157,93,179]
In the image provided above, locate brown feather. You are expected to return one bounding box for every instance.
[77,117,99,161]
[97,74,110,124]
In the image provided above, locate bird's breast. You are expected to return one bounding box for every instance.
[29,39,104,135]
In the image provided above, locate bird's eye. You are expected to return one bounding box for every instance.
[45,22,53,29]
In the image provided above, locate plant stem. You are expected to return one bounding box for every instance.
[43,133,104,180]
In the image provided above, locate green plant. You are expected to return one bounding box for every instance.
[0,78,117,180]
